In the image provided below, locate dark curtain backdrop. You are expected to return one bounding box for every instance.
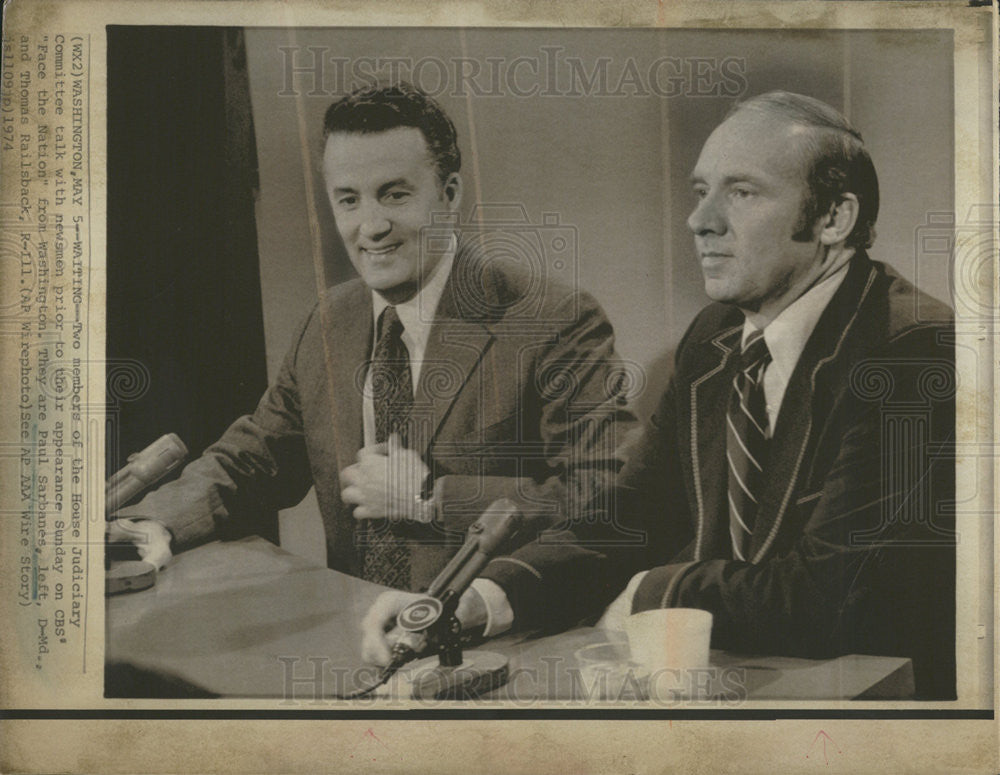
[107,26,274,541]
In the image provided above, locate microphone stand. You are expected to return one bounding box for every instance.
[352,500,522,701]
[397,593,510,701]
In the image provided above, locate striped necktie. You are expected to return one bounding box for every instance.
[726,330,771,561]
[360,306,412,589]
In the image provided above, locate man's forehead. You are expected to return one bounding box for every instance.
[695,110,810,183]
[323,127,434,181]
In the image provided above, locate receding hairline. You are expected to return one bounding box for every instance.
[727,91,864,138]
[699,108,819,186]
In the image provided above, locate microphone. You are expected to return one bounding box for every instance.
[337,499,526,699]
[105,434,188,596]
[392,498,523,661]
[106,434,188,516]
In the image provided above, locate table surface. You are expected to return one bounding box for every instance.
[106,537,915,702]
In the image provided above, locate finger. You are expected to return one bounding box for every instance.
[340,465,360,486]
[341,485,363,505]
[363,592,410,631]
[361,630,393,667]
[384,626,404,651]
[388,433,403,456]
[106,518,137,543]
[352,506,376,520]
[360,595,399,665]
[137,540,173,571]
[110,519,173,570]
[454,586,488,629]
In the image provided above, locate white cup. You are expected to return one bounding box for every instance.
[623,608,713,672]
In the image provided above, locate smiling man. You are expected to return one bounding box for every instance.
[449,91,956,699]
[112,83,634,634]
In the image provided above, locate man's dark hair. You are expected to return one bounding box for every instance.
[323,81,461,184]
[729,91,880,249]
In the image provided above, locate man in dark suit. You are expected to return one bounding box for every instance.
[111,83,633,633]
[364,91,955,698]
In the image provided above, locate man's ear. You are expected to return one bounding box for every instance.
[442,172,462,212]
[819,193,859,246]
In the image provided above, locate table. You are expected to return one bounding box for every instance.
[105,537,915,701]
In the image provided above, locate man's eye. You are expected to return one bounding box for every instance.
[386,190,410,202]
[337,196,357,207]
[692,187,709,200]
[731,187,755,199]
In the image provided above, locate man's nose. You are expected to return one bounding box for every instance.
[687,191,726,235]
[359,206,392,242]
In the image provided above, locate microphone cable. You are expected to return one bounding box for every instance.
[333,642,416,700]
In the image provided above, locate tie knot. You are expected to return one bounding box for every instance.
[378,306,404,341]
[740,331,771,371]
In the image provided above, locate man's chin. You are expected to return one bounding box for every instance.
[702,279,737,304]
[369,279,419,304]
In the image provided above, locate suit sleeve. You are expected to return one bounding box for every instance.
[477,332,694,633]
[114,307,318,551]
[436,291,640,578]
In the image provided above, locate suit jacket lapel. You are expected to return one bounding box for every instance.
[690,324,742,560]
[749,254,880,561]
[412,245,494,458]
[321,282,371,473]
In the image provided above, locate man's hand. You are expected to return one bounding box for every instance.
[341,434,431,521]
[106,518,173,570]
[360,587,489,666]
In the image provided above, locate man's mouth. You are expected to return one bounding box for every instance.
[699,251,733,276]
[362,243,401,256]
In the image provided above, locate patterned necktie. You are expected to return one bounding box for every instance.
[726,330,772,562]
[360,306,412,588]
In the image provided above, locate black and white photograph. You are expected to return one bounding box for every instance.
[104,24,966,703]
[1,2,997,773]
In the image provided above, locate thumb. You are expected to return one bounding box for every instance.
[106,518,137,543]
[361,592,403,666]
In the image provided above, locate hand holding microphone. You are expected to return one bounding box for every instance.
[105,434,188,593]
[359,498,522,668]
[361,585,488,666]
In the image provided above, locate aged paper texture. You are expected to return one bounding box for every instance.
[1,0,996,772]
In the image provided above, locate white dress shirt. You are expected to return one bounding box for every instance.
[364,240,456,444]
[743,262,851,436]
[598,262,851,631]
[361,237,513,637]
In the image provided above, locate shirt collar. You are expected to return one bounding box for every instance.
[741,261,851,386]
[371,233,457,350]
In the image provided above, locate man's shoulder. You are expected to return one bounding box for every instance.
[450,242,603,326]
[319,275,369,311]
[283,277,369,355]
[875,260,953,342]
[673,254,955,364]
[296,277,369,331]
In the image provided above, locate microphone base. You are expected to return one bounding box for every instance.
[106,560,157,596]
[406,650,509,700]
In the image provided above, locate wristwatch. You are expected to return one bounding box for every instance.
[414,477,436,523]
